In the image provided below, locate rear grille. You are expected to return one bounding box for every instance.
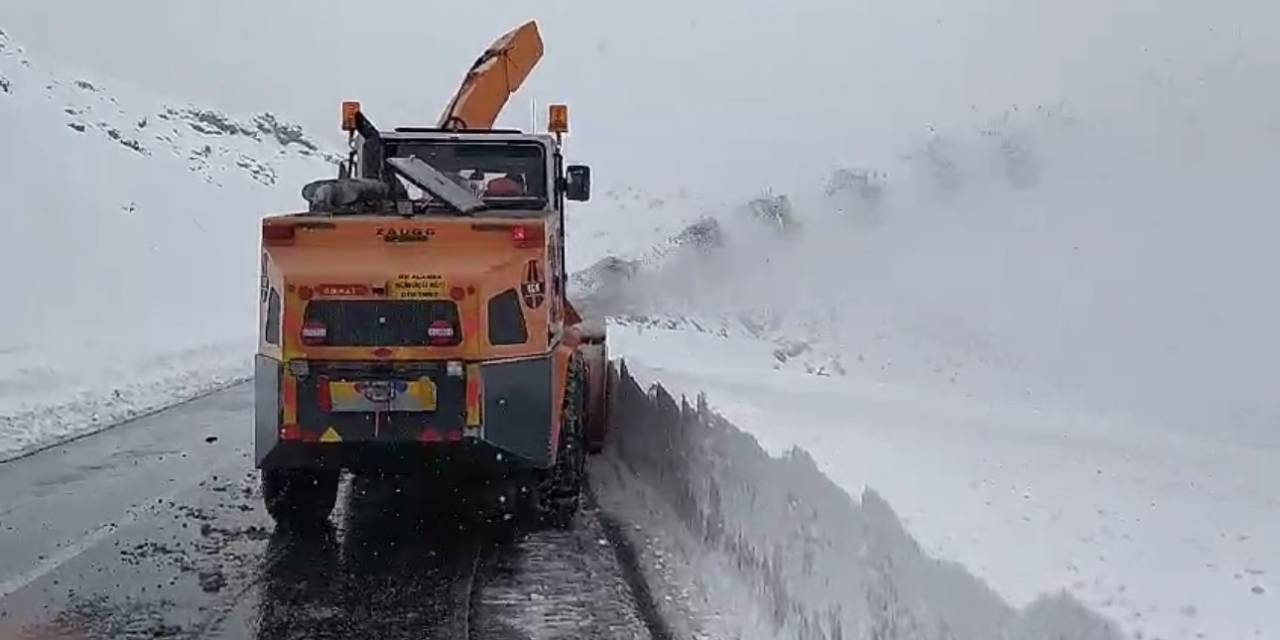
[302,300,460,347]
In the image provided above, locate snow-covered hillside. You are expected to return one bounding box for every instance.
[566,61,1280,640]
[597,365,1128,640]
[0,28,334,459]
[574,86,1280,450]
[608,328,1276,640]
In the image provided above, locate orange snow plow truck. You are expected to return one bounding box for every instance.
[253,21,609,529]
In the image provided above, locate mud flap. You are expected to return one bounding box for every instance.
[482,356,554,468]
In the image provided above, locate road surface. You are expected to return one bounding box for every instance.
[0,384,656,639]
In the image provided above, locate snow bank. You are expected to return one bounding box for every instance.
[0,28,334,460]
[608,326,1278,640]
[593,361,1123,640]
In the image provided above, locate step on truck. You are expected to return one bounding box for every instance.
[253,20,610,529]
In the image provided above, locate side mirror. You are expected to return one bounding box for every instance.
[566,165,591,202]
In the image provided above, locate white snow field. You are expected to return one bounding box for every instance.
[563,21,1280,636]
[574,66,1280,637]
[0,29,333,460]
[607,330,1276,640]
[595,364,1129,640]
[577,79,1280,637]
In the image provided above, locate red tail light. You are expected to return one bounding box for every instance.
[427,320,457,346]
[301,320,328,345]
[279,423,301,441]
[316,376,332,413]
[512,224,544,248]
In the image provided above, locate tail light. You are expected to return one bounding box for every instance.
[427,320,457,346]
[465,363,482,429]
[301,320,328,345]
[316,376,332,413]
[512,224,544,248]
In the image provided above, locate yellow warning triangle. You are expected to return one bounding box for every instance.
[319,427,342,443]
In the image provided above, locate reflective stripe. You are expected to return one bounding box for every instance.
[466,364,483,427]
[282,375,298,425]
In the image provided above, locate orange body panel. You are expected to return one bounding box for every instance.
[261,214,557,363]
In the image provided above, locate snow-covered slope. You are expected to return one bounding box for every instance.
[610,327,1276,640]
[574,86,1280,449]
[0,28,334,459]
[567,33,1280,640]
[596,364,1125,640]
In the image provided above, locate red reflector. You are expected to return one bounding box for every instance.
[280,424,301,441]
[301,321,327,345]
[317,376,332,413]
[420,428,443,443]
[512,225,544,248]
[372,347,393,358]
[428,320,456,345]
[449,286,466,301]
[317,284,370,297]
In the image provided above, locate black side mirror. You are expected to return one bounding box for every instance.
[566,165,591,202]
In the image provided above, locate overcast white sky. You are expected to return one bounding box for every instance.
[5,0,1275,196]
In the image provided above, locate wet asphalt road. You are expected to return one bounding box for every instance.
[0,384,652,639]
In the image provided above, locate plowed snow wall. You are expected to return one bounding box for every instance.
[604,359,1123,640]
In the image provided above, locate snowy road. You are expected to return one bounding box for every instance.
[0,384,655,640]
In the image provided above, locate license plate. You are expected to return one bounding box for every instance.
[329,378,437,413]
